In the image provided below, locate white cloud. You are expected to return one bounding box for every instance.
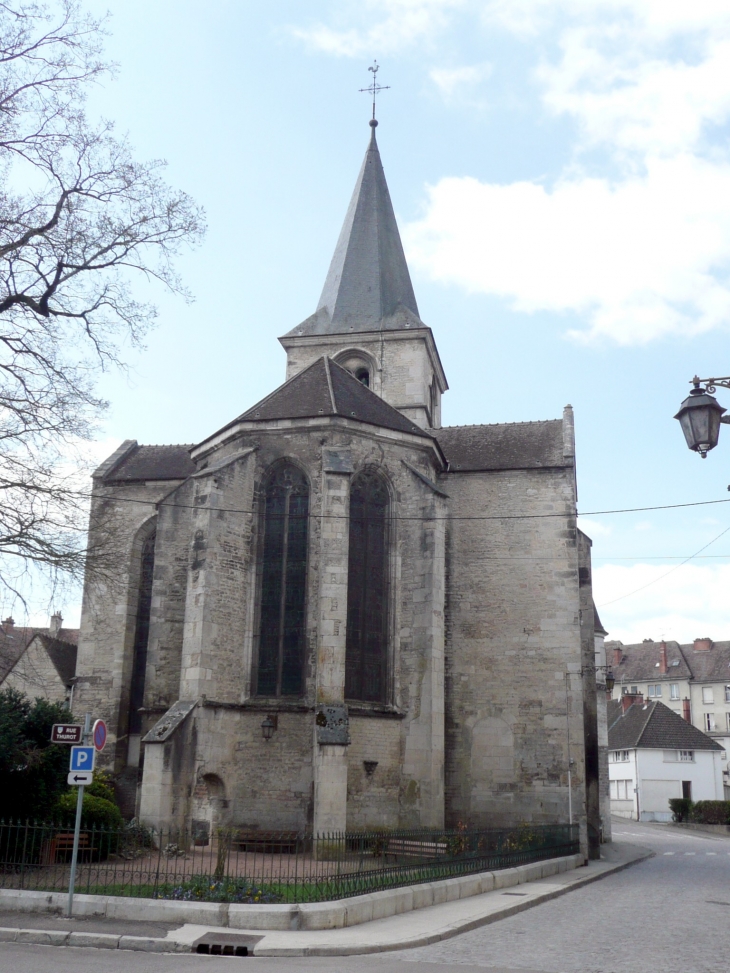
[430,63,492,101]
[578,518,612,538]
[290,0,466,57]
[594,562,730,643]
[404,154,730,344]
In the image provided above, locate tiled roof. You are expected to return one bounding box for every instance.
[607,699,723,751]
[35,634,78,686]
[0,626,79,684]
[237,357,430,438]
[608,639,730,685]
[99,444,196,483]
[436,420,570,472]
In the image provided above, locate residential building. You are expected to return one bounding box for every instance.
[0,614,79,706]
[608,638,730,797]
[608,696,724,821]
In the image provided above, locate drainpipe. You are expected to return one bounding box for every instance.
[633,749,641,822]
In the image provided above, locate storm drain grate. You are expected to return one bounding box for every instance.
[191,932,263,957]
[196,943,249,956]
[502,891,527,896]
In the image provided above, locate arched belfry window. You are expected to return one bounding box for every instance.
[346,470,390,702]
[129,529,156,735]
[256,464,309,696]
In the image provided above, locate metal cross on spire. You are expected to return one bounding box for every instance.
[359,60,390,122]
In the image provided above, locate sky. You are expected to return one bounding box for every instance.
[18,0,730,643]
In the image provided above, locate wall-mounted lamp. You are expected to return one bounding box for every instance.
[261,714,278,741]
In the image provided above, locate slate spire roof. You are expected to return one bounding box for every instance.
[237,356,430,438]
[285,125,424,337]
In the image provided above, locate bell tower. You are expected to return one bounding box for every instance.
[279,121,447,429]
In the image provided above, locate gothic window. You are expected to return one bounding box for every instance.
[129,529,156,735]
[346,469,389,702]
[256,464,309,696]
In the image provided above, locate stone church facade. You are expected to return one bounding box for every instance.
[74,123,602,856]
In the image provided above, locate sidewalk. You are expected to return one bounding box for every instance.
[0,841,651,956]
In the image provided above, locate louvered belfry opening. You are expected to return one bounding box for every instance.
[256,464,309,697]
[346,469,390,702]
[129,529,156,734]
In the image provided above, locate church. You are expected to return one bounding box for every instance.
[73,119,602,857]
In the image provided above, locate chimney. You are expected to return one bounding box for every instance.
[49,612,63,637]
[659,641,668,674]
[621,692,643,714]
[682,698,692,722]
[2,616,14,634]
[612,645,623,667]
[693,637,713,651]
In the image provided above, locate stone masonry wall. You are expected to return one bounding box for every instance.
[441,465,586,835]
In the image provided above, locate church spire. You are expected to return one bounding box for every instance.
[287,123,423,337]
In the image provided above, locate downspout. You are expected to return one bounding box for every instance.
[633,748,641,821]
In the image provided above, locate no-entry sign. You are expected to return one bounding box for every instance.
[51,724,83,744]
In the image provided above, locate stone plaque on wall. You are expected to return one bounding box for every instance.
[315,704,350,745]
[322,449,354,473]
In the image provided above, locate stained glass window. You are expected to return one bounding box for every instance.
[256,464,309,696]
[129,529,155,734]
[346,470,389,702]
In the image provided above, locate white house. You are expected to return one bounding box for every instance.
[608,696,725,822]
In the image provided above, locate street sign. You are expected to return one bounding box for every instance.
[92,718,107,751]
[51,724,83,744]
[69,746,95,773]
[67,772,93,786]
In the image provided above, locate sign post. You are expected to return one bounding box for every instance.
[67,713,92,917]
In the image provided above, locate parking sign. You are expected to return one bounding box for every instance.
[69,746,95,773]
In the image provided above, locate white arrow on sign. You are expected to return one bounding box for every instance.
[67,772,93,786]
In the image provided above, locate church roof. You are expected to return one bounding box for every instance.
[96,442,196,483]
[607,699,723,751]
[237,356,430,438]
[436,420,571,472]
[284,126,424,337]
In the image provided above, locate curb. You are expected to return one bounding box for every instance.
[253,845,655,956]
[0,845,653,955]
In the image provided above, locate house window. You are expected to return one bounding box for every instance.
[670,684,680,700]
[725,685,730,703]
[345,469,389,703]
[610,780,632,800]
[648,684,662,697]
[128,529,156,735]
[256,464,309,697]
[702,687,714,704]
[679,750,694,762]
[705,713,717,732]
[727,712,730,731]
[611,750,630,762]
[631,686,638,694]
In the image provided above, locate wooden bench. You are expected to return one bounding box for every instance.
[233,831,300,853]
[41,833,91,865]
[383,838,447,860]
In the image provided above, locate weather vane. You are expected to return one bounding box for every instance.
[359,60,390,123]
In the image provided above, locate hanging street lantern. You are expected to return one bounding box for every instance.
[674,377,729,458]
[604,668,615,695]
[260,714,278,741]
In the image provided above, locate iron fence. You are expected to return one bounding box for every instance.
[0,820,578,904]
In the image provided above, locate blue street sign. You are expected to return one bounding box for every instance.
[69,746,95,773]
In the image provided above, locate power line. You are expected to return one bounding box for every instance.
[596,524,730,609]
[84,489,730,522]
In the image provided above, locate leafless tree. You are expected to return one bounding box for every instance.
[0,1,204,604]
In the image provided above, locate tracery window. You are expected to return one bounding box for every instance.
[129,529,156,735]
[256,464,309,696]
[345,469,389,702]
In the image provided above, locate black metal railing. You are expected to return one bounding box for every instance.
[0,820,578,903]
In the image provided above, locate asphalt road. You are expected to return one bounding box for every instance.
[1,819,728,973]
